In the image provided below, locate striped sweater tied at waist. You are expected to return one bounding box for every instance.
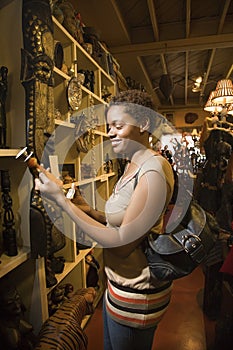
[105,280,173,329]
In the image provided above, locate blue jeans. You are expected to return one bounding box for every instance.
[103,297,157,350]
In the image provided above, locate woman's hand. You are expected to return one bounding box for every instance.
[35,166,66,207]
[37,164,63,187]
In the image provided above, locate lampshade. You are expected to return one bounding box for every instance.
[212,79,233,104]
[204,90,222,113]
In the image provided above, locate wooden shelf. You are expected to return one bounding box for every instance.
[53,66,71,80]
[55,119,108,137]
[0,247,30,278]
[0,148,20,157]
[46,247,93,295]
[55,119,75,128]
[52,16,115,85]
[62,172,116,189]
[0,4,118,335]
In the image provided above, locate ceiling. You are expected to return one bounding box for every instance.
[70,0,233,113]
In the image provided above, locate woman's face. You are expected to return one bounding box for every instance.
[107,105,143,155]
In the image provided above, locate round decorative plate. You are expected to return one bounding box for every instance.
[67,77,82,111]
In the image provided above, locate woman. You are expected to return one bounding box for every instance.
[36,89,174,350]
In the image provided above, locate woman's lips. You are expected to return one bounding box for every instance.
[111,139,121,147]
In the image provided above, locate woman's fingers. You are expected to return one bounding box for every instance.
[35,178,41,190]
[38,167,63,187]
[39,171,49,183]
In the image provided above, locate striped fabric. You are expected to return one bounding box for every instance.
[105,280,173,329]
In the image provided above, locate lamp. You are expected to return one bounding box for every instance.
[204,79,233,118]
[204,90,222,113]
[227,103,233,115]
[212,79,233,105]
[192,76,203,92]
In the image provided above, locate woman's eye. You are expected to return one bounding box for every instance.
[108,122,125,132]
[115,124,124,129]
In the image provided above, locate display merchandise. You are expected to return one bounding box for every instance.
[0,280,37,349]
[67,76,83,111]
[0,0,116,334]
[34,287,96,350]
[21,0,55,163]
[0,169,18,257]
[16,146,66,287]
[0,66,8,148]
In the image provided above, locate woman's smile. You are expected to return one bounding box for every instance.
[110,138,122,148]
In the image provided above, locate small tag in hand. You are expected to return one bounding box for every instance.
[66,183,76,199]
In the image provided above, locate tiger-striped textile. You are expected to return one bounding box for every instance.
[34,289,95,350]
[105,280,172,329]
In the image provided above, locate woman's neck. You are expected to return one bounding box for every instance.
[128,147,155,168]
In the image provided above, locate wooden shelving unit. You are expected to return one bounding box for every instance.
[0,2,118,335]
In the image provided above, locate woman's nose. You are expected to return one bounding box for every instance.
[107,126,116,138]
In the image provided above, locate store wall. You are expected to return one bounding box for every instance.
[160,107,209,132]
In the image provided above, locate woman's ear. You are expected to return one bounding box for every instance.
[140,117,150,132]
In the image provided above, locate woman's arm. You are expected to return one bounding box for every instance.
[36,167,167,249]
[71,187,106,224]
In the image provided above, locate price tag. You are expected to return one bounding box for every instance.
[66,183,75,199]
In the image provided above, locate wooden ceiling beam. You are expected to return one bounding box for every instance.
[218,0,232,34]
[110,0,131,43]
[147,0,174,105]
[146,0,162,105]
[226,64,233,78]
[185,52,189,105]
[137,57,161,106]
[186,0,191,38]
[185,0,191,105]
[110,33,233,56]
[147,0,159,40]
[200,0,231,100]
